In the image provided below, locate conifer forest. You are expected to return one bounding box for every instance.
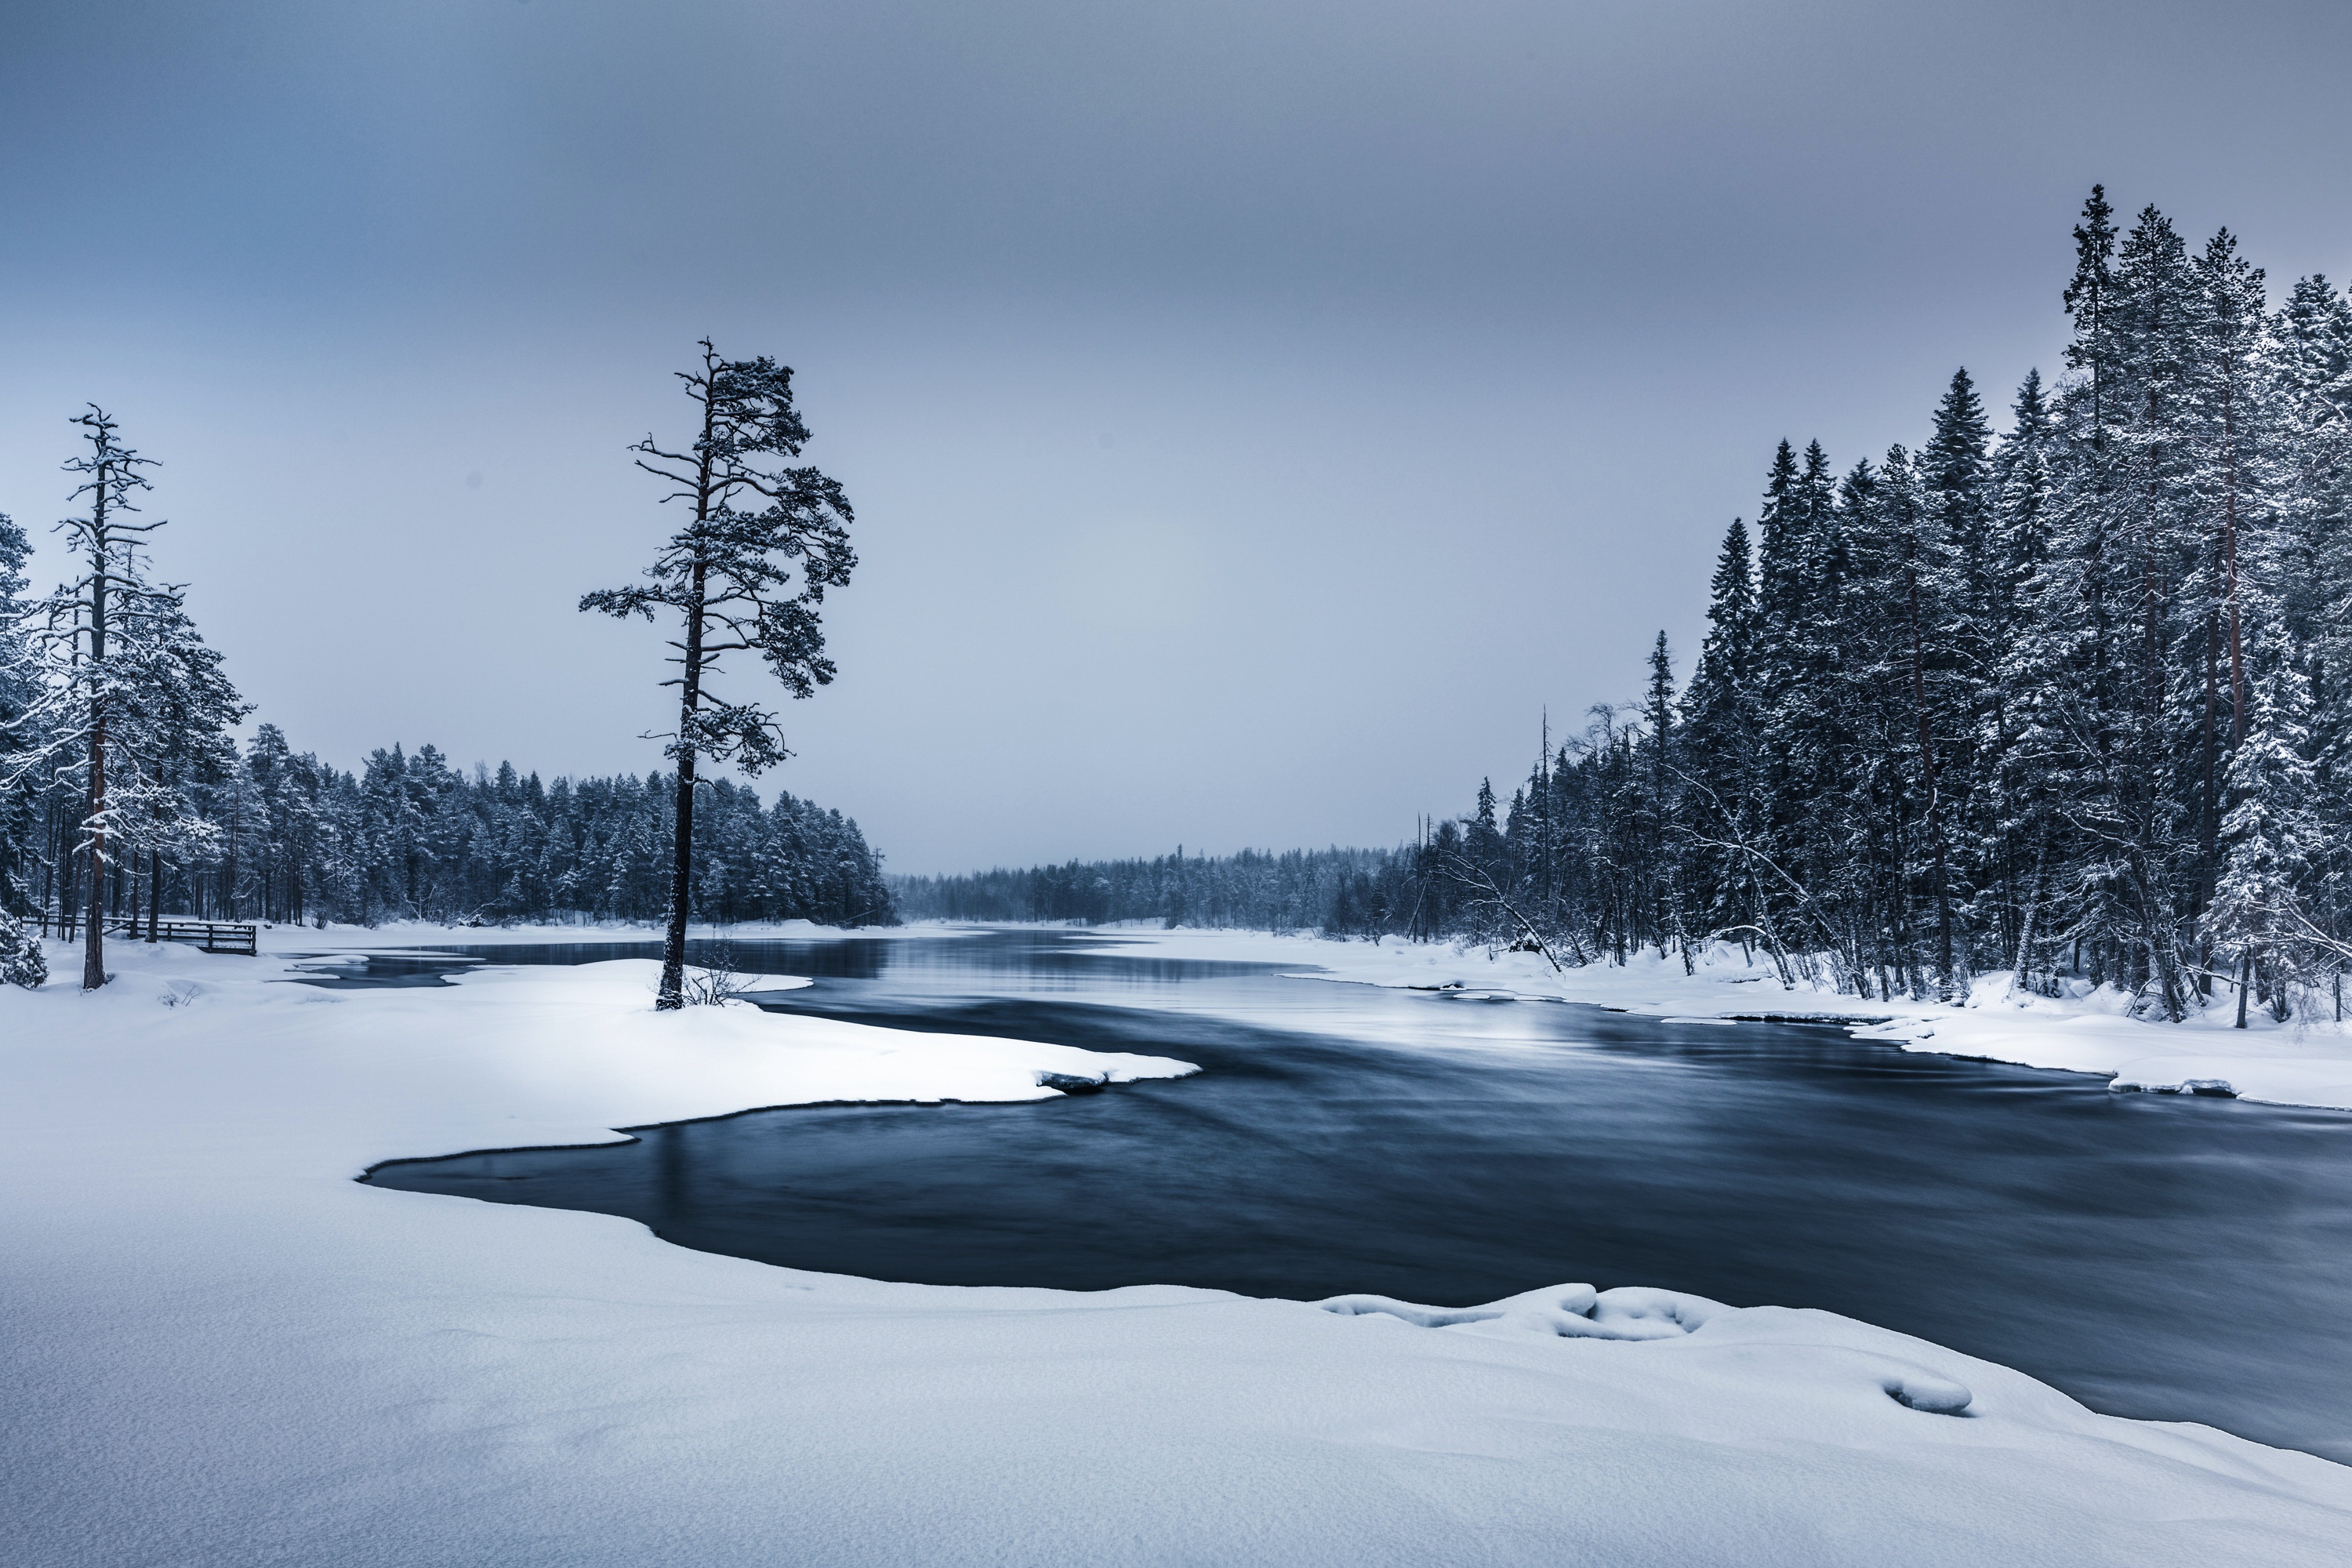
[0,412,889,935]
[899,191,2352,1025]
[9,190,2352,1025]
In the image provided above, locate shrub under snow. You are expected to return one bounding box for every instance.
[0,913,46,989]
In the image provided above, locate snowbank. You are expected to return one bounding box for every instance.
[1071,927,2352,1113]
[247,915,949,953]
[3,938,2348,1566]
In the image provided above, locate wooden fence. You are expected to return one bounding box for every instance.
[30,912,259,956]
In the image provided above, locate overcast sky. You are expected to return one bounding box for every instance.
[5,1,2350,873]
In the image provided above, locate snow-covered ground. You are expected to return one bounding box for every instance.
[249,914,956,954]
[5,935,2350,1565]
[1069,927,2352,1114]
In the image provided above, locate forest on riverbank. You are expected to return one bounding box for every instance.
[0,481,890,932]
[903,191,2352,1025]
[0,710,893,931]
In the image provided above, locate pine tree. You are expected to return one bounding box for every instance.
[1987,372,2059,989]
[2183,227,2281,946]
[582,341,856,1009]
[0,511,34,914]
[2207,595,2320,1024]
[1753,440,1810,705]
[1641,631,1687,964]
[2,410,243,989]
[1921,369,1997,978]
[2063,185,2120,457]
[1681,517,1759,941]
[1872,444,1962,995]
[1994,372,2057,599]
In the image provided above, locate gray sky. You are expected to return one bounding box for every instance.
[5,0,2350,873]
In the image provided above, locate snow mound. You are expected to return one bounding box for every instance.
[1323,1283,1976,1414]
[1320,1282,1711,1341]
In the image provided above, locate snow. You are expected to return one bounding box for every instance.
[249,915,963,953]
[1069,926,2352,1113]
[5,935,2351,1565]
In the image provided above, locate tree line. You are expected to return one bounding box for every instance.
[904,190,2352,1026]
[892,846,1397,931]
[2,356,887,988]
[0,724,889,932]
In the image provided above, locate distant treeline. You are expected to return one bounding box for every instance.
[892,847,1399,931]
[4,721,893,930]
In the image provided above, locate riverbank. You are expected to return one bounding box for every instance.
[1066,927,2352,1113]
[5,935,2349,1565]
[240,915,953,954]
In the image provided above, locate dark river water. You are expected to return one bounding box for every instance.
[350,927,2352,1462]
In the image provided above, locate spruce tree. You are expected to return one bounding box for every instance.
[2063,185,2120,456]
[2208,594,2320,1024]
[1682,517,1759,942]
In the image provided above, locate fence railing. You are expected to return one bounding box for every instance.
[30,912,260,956]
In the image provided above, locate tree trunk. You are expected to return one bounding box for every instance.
[84,706,107,989]
[659,563,711,1009]
[2008,852,2042,1000]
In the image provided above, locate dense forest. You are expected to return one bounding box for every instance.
[903,191,2352,1025]
[0,715,891,931]
[893,847,1398,931]
[0,423,890,935]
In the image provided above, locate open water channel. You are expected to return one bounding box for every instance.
[347,927,2352,1461]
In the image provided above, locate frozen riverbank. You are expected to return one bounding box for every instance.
[249,914,956,953]
[5,937,2350,1565]
[1068,927,2352,1113]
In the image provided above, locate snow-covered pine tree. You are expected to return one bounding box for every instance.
[2277,275,2352,648]
[112,596,245,939]
[1820,458,1891,989]
[1766,441,1853,965]
[1987,372,2060,991]
[1679,517,1759,946]
[2,410,245,989]
[581,341,855,1010]
[1752,442,1833,786]
[0,510,35,916]
[2181,227,2285,976]
[2275,277,2352,980]
[1920,369,1997,984]
[1994,372,2058,608]
[1640,631,1686,966]
[2063,186,2121,460]
[2207,590,2321,1025]
[1874,442,1963,996]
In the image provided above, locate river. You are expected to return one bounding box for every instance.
[350,927,2352,1461]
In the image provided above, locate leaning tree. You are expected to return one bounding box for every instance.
[582,342,855,1009]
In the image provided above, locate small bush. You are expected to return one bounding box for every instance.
[0,913,49,989]
[678,941,750,1007]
